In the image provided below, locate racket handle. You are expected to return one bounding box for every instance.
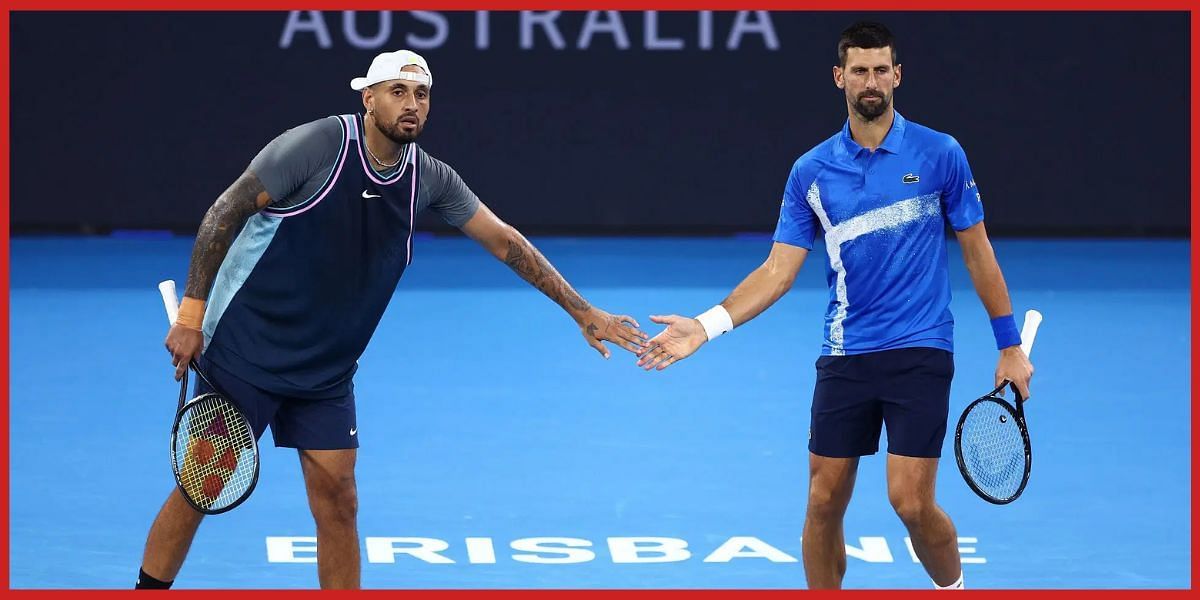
[159,280,180,325]
[1019,309,1042,357]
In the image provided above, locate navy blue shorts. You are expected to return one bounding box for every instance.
[809,347,953,458]
[193,356,359,450]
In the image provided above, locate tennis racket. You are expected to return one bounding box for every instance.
[159,279,260,515]
[953,309,1043,505]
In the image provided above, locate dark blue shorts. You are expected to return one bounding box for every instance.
[193,356,359,450]
[809,347,953,459]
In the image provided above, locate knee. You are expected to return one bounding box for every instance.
[309,476,358,525]
[889,494,933,527]
[807,483,851,522]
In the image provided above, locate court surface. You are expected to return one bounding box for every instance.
[8,235,1191,589]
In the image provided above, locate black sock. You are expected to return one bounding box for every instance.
[135,568,173,590]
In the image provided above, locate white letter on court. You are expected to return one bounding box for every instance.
[578,11,630,50]
[280,11,332,49]
[266,536,318,563]
[366,537,455,564]
[703,536,798,563]
[342,11,391,50]
[520,11,566,50]
[608,537,691,563]
[644,11,683,50]
[905,536,987,565]
[844,537,894,563]
[466,537,497,564]
[958,537,987,564]
[727,11,779,50]
[407,11,448,49]
[511,537,595,564]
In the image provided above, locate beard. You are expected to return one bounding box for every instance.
[851,91,890,121]
[374,115,424,144]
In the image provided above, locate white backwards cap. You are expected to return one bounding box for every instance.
[350,49,432,91]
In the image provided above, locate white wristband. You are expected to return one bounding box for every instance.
[695,305,734,341]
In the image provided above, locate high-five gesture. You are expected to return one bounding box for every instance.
[579,309,648,359]
[636,315,708,371]
[637,242,809,372]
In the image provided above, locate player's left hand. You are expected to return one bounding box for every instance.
[577,308,648,359]
[995,346,1034,399]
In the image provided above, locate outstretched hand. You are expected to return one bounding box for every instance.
[578,308,648,359]
[636,314,708,371]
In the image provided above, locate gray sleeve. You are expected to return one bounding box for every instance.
[419,150,482,228]
[247,117,344,209]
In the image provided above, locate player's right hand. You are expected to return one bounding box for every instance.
[165,324,204,381]
[636,314,707,371]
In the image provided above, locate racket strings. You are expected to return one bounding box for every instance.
[173,396,256,511]
[959,401,1027,500]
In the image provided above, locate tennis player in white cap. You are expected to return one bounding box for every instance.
[136,49,648,590]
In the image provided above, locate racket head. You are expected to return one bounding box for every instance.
[170,392,260,515]
[953,385,1032,505]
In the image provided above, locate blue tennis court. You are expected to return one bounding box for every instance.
[7,235,1191,589]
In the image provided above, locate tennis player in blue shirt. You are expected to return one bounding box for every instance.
[638,22,1034,589]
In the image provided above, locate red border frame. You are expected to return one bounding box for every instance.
[2,4,12,595]
[1,4,1196,597]
[1191,4,1199,592]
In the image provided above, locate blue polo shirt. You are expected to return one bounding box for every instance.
[773,111,984,356]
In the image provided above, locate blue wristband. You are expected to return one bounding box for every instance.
[990,314,1021,350]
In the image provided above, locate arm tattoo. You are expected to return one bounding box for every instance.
[503,235,591,315]
[183,172,270,300]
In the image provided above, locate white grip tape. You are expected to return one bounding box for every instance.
[1019,309,1042,357]
[695,305,734,342]
[159,280,179,325]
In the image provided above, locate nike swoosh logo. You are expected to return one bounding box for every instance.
[362,191,381,199]
[350,427,357,436]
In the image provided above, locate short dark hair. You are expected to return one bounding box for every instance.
[837,21,897,67]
